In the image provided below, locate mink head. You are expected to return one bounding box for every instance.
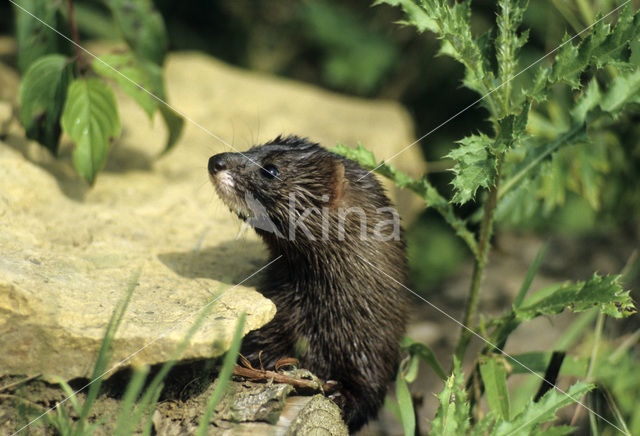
[208,135,399,247]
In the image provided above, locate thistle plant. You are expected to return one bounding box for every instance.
[335,0,639,433]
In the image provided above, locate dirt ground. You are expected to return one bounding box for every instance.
[1,227,638,435]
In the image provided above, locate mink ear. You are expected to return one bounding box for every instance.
[330,160,348,208]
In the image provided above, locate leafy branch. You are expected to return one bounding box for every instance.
[14,0,184,185]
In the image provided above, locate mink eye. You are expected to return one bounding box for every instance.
[260,164,280,179]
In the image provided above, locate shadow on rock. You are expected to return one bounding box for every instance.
[3,132,89,201]
[103,134,153,173]
[158,239,268,288]
[3,130,154,200]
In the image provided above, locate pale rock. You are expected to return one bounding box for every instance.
[0,48,422,381]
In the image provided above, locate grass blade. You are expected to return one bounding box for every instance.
[514,242,548,309]
[195,312,246,436]
[114,365,150,436]
[396,372,416,436]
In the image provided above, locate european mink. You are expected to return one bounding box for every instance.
[208,135,409,432]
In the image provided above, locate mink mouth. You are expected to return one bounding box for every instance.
[209,171,251,220]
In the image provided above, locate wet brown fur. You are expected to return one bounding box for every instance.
[208,135,409,432]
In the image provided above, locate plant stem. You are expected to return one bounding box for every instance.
[454,159,503,362]
[570,310,604,426]
[65,0,83,66]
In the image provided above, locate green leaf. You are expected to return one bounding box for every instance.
[18,54,74,154]
[447,133,497,204]
[571,79,602,124]
[13,0,66,73]
[429,358,470,436]
[396,373,416,436]
[91,53,183,152]
[107,0,168,66]
[46,375,82,416]
[377,0,498,114]
[517,274,636,320]
[530,6,640,98]
[494,102,530,153]
[572,70,640,124]
[61,78,121,185]
[402,337,447,380]
[495,0,529,114]
[492,382,593,435]
[599,69,640,117]
[373,0,438,34]
[332,143,377,167]
[91,52,159,118]
[159,105,185,154]
[479,356,511,421]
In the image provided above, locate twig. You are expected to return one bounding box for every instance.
[65,0,83,68]
[232,365,323,393]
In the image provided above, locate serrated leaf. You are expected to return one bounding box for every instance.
[571,78,601,124]
[379,0,495,107]
[18,54,74,154]
[532,6,640,96]
[107,0,168,66]
[517,273,636,320]
[332,143,377,167]
[91,52,159,118]
[374,0,438,34]
[61,78,121,185]
[492,382,593,435]
[479,356,511,420]
[495,0,529,114]
[447,133,497,204]
[13,0,66,73]
[599,69,640,116]
[430,358,470,436]
[494,102,530,152]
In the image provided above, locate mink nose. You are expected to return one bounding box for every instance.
[208,154,228,174]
